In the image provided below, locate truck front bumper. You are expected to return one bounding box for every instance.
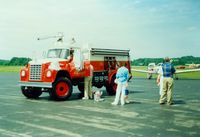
[19,81,52,88]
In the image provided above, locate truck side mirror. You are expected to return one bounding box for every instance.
[73,49,83,70]
[42,51,46,58]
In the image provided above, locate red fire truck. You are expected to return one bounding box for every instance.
[19,40,132,100]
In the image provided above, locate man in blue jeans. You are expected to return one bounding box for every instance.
[159,57,176,105]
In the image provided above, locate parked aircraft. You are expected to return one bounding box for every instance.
[132,63,200,79]
[186,63,200,69]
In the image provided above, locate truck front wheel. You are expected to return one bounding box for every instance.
[50,77,73,101]
[21,87,42,98]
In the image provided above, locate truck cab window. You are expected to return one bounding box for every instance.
[47,49,69,59]
[60,49,69,59]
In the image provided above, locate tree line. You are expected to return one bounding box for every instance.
[132,56,200,66]
[0,57,31,66]
[0,56,200,66]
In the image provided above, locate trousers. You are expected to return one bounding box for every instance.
[84,76,92,98]
[113,82,126,105]
[159,77,174,104]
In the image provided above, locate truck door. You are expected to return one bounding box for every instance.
[73,48,83,70]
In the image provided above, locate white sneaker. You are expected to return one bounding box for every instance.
[125,100,130,104]
[111,102,117,105]
[82,97,89,100]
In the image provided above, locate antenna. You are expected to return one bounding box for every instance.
[70,37,76,44]
[37,32,64,42]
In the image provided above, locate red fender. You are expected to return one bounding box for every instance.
[108,70,117,84]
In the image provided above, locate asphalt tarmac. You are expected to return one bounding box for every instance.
[0,73,199,137]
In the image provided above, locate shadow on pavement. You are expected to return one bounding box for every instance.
[131,90,145,93]
[128,100,141,104]
[173,100,186,105]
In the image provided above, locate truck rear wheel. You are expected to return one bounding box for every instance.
[21,87,42,98]
[50,77,72,101]
[106,74,117,95]
[78,83,84,97]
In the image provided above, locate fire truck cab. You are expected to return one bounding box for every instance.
[19,41,132,101]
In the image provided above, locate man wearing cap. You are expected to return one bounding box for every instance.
[159,57,176,105]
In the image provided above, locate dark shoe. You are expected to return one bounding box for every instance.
[167,102,173,105]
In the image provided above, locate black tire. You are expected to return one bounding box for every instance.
[96,84,103,89]
[147,73,152,79]
[21,86,42,98]
[78,83,84,93]
[174,74,179,80]
[106,74,117,95]
[50,77,73,101]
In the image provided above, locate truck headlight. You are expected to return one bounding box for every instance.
[48,62,60,70]
[46,70,52,78]
[21,70,26,77]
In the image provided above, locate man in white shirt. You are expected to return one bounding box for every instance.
[157,66,163,96]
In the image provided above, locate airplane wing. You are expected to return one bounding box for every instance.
[132,68,200,74]
[175,69,200,74]
[131,69,158,74]
[132,68,200,79]
[131,68,158,79]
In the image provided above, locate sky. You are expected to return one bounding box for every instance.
[0,0,200,60]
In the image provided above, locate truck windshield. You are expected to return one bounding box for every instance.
[47,49,69,59]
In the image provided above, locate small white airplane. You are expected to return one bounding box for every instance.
[132,63,200,79]
[186,63,200,69]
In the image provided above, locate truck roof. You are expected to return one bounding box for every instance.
[91,48,130,56]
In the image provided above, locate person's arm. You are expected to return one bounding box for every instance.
[157,66,162,85]
[157,74,161,85]
[116,69,120,79]
[126,71,129,81]
[125,82,128,88]
[123,69,129,82]
[171,65,176,74]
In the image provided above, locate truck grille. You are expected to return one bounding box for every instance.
[29,65,42,80]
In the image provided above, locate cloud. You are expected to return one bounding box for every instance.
[0,0,200,60]
[187,26,197,31]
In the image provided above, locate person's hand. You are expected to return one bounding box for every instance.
[125,83,128,87]
[114,79,118,84]
[156,78,160,86]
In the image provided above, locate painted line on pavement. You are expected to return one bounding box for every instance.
[0,119,82,137]
[0,128,32,137]
[30,113,136,136]
[64,105,139,118]
[0,95,49,104]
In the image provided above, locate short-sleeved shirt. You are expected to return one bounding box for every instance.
[116,66,129,84]
[158,66,163,76]
[162,63,176,78]
[85,64,93,77]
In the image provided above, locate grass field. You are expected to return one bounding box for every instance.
[0,66,199,79]
[0,66,23,72]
